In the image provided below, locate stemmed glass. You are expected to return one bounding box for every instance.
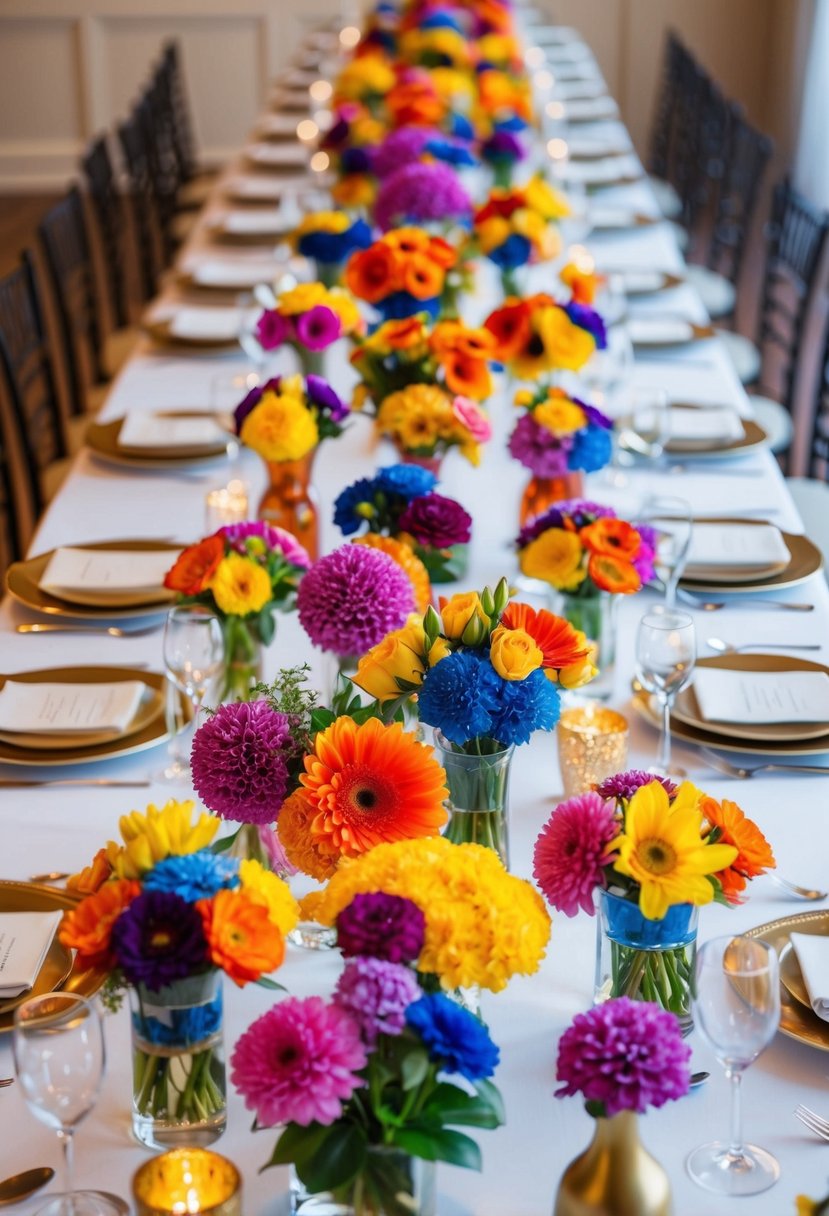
[639,495,692,608]
[162,605,225,766]
[636,608,695,777]
[13,994,121,1216]
[687,936,781,1196]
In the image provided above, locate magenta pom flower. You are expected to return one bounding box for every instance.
[297,544,414,656]
[231,995,367,1127]
[397,494,472,550]
[220,521,311,570]
[555,997,691,1116]
[190,701,297,825]
[295,305,342,352]
[374,162,472,232]
[594,771,678,801]
[533,792,618,916]
[373,126,435,178]
[336,893,425,964]
[508,413,573,478]
[333,957,420,1045]
[255,309,291,350]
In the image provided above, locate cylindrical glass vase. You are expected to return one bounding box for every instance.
[218,618,263,703]
[258,452,319,560]
[434,732,514,868]
[291,1150,437,1216]
[554,590,618,700]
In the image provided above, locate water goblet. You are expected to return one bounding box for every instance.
[686,935,780,1196]
[635,608,695,777]
[13,993,121,1216]
[639,494,692,608]
[162,605,225,750]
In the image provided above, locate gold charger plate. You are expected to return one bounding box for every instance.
[0,882,103,1034]
[745,910,829,1052]
[86,417,233,470]
[6,539,180,621]
[671,654,829,744]
[665,409,767,457]
[683,518,791,584]
[0,682,163,752]
[0,666,189,767]
[144,318,241,351]
[680,518,822,593]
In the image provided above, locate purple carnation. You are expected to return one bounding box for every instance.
[565,302,607,350]
[374,162,472,232]
[220,520,311,569]
[295,305,342,352]
[307,374,349,423]
[373,126,435,178]
[234,376,282,433]
[398,493,472,549]
[111,890,207,990]
[336,892,425,964]
[594,770,678,801]
[297,544,414,655]
[555,997,691,1116]
[508,413,573,478]
[333,957,421,1045]
[482,129,526,164]
[190,700,298,825]
[255,309,292,351]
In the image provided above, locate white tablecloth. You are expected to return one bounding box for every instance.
[0,30,827,1216]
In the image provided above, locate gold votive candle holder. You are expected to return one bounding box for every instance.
[133,1149,241,1216]
[204,480,249,531]
[557,706,629,797]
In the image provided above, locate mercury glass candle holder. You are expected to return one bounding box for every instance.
[133,1149,241,1216]
[557,706,629,796]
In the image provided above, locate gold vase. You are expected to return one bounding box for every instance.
[554,1111,672,1216]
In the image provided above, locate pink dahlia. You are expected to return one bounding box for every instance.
[221,521,311,570]
[297,543,414,656]
[333,957,420,1045]
[533,792,618,916]
[556,997,691,1116]
[374,162,471,232]
[190,700,296,825]
[231,995,367,1127]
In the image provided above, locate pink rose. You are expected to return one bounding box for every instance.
[452,395,492,443]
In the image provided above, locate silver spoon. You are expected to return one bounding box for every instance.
[16,623,160,638]
[706,637,822,655]
[678,588,814,612]
[0,1167,54,1206]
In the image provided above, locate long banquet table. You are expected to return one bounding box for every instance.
[1,20,828,1215]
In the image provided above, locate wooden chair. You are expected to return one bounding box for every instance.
[118,104,166,301]
[787,331,829,582]
[81,135,131,330]
[0,392,24,569]
[158,41,217,210]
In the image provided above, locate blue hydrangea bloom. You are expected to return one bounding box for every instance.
[417,651,501,745]
[406,994,500,1081]
[144,850,240,903]
[488,665,561,746]
[297,218,372,265]
[379,291,440,321]
[569,425,613,472]
[450,113,475,141]
[333,476,381,535]
[425,138,477,168]
[376,464,437,500]
[494,115,529,133]
[488,233,532,270]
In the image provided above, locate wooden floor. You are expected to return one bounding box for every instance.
[0,194,61,277]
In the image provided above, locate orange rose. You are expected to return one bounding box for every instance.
[580,518,642,561]
[385,227,430,255]
[587,553,641,594]
[345,243,400,303]
[403,252,445,300]
[59,878,141,970]
[198,889,285,986]
[441,350,492,400]
[484,300,532,360]
[164,535,224,597]
[382,316,429,350]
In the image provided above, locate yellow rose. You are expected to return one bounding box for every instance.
[519,530,586,592]
[354,630,426,702]
[440,592,488,640]
[210,553,272,616]
[489,625,543,680]
[240,393,318,461]
[278,374,305,400]
[533,396,587,435]
[537,306,596,372]
[428,635,452,665]
[278,283,328,316]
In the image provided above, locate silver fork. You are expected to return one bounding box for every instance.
[677,588,814,612]
[795,1104,829,1142]
[699,748,829,779]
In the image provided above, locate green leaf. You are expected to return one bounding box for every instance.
[474,1079,506,1124]
[400,1047,430,1092]
[310,707,335,733]
[254,975,286,991]
[422,1082,504,1129]
[393,1128,482,1171]
[298,1122,368,1192]
[263,1123,329,1173]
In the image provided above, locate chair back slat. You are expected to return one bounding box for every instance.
[118,107,163,301]
[82,136,130,328]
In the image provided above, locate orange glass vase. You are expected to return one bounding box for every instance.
[519,469,585,526]
[258,452,319,560]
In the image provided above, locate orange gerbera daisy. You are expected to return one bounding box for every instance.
[484,300,532,360]
[501,602,592,669]
[588,553,641,594]
[430,322,496,359]
[59,878,141,970]
[354,534,432,613]
[164,535,224,597]
[197,889,284,986]
[580,518,642,561]
[300,716,448,859]
[346,244,400,303]
[701,796,775,904]
[277,789,340,882]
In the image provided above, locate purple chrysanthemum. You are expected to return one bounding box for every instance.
[372,126,436,178]
[508,413,573,477]
[297,544,414,655]
[336,892,425,964]
[220,521,311,569]
[533,792,618,917]
[397,493,472,549]
[255,309,292,351]
[190,701,297,824]
[231,996,367,1127]
[555,997,691,1116]
[295,305,342,352]
[307,374,349,422]
[333,957,421,1045]
[374,162,472,232]
[594,770,678,801]
[111,890,207,990]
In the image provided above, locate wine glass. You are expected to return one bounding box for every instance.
[13,994,121,1216]
[163,605,225,749]
[639,495,692,608]
[687,936,781,1196]
[635,608,695,777]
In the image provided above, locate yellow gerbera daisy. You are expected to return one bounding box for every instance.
[210,554,272,616]
[611,781,738,919]
[109,800,219,878]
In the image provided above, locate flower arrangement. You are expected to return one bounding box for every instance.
[481,125,527,188]
[484,292,605,383]
[333,463,472,582]
[294,211,373,286]
[233,373,350,464]
[253,282,363,375]
[373,160,472,232]
[345,228,459,321]
[508,386,613,479]
[334,52,398,114]
[534,771,775,1020]
[472,177,569,292]
[60,799,298,1136]
[371,125,477,180]
[322,105,383,211]
[352,315,497,406]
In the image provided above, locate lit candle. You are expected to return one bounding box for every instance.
[204,480,249,530]
[133,1149,241,1216]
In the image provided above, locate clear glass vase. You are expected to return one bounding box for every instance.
[218,618,263,703]
[292,1150,437,1216]
[433,731,514,868]
[258,451,319,559]
[130,971,226,1149]
[554,590,618,701]
[594,889,699,1036]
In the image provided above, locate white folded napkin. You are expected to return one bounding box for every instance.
[567,135,631,158]
[589,207,649,231]
[687,523,790,568]
[39,548,176,596]
[791,934,829,1020]
[257,114,302,138]
[668,408,745,442]
[0,912,62,998]
[0,680,146,735]
[219,210,292,236]
[620,269,674,294]
[225,175,295,201]
[562,156,640,186]
[562,97,619,121]
[247,142,309,167]
[553,80,608,102]
[118,414,229,450]
[693,668,829,725]
[189,258,283,288]
[627,318,694,345]
[165,308,245,342]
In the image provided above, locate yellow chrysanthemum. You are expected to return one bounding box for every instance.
[109,800,219,879]
[354,534,432,614]
[210,554,272,616]
[302,837,551,992]
[519,529,586,592]
[533,395,587,435]
[277,282,328,315]
[611,781,739,919]
[295,210,351,237]
[238,859,299,935]
[325,287,362,335]
[240,393,318,461]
